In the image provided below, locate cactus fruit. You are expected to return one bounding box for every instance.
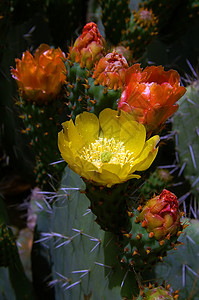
[172,80,199,200]
[11,44,67,188]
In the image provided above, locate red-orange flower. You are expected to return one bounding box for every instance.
[70,22,106,70]
[11,44,66,103]
[93,50,129,90]
[118,64,186,134]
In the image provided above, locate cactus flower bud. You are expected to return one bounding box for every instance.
[118,64,186,134]
[112,46,132,63]
[138,189,181,240]
[93,50,129,90]
[138,286,176,300]
[11,44,66,103]
[70,22,106,70]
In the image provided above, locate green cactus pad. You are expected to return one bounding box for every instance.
[43,166,140,299]
[172,82,199,199]
[85,180,131,233]
[65,60,121,119]
[155,218,199,300]
[118,210,180,273]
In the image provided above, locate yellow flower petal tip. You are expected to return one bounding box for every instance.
[58,108,159,187]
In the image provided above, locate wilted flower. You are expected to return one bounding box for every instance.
[138,189,181,240]
[11,44,66,103]
[93,50,129,90]
[58,108,159,187]
[118,64,186,134]
[70,22,106,69]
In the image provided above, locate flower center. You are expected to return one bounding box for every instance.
[80,137,134,168]
[101,151,112,163]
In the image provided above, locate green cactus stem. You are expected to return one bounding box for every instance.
[121,7,158,60]
[99,0,131,45]
[16,96,67,189]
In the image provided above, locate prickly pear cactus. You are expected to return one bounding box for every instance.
[35,167,185,299]
[172,80,199,200]
[42,167,139,299]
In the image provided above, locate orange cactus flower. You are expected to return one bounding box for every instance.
[70,22,106,70]
[93,50,129,90]
[118,64,186,134]
[138,189,181,240]
[11,44,66,103]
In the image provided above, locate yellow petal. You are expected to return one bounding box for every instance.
[101,162,130,180]
[99,108,146,156]
[130,135,160,172]
[119,120,146,156]
[99,164,140,187]
[75,111,100,145]
[58,130,75,164]
[98,169,122,187]
[99,108,134,141]
[62,119,84,152]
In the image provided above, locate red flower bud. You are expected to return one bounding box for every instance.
[70,22,106,70]
[93,50,129,90]
[138,189,181,240]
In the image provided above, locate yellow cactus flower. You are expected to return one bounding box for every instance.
[58,108,160,187]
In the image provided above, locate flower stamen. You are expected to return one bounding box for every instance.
[80,137,134,167]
